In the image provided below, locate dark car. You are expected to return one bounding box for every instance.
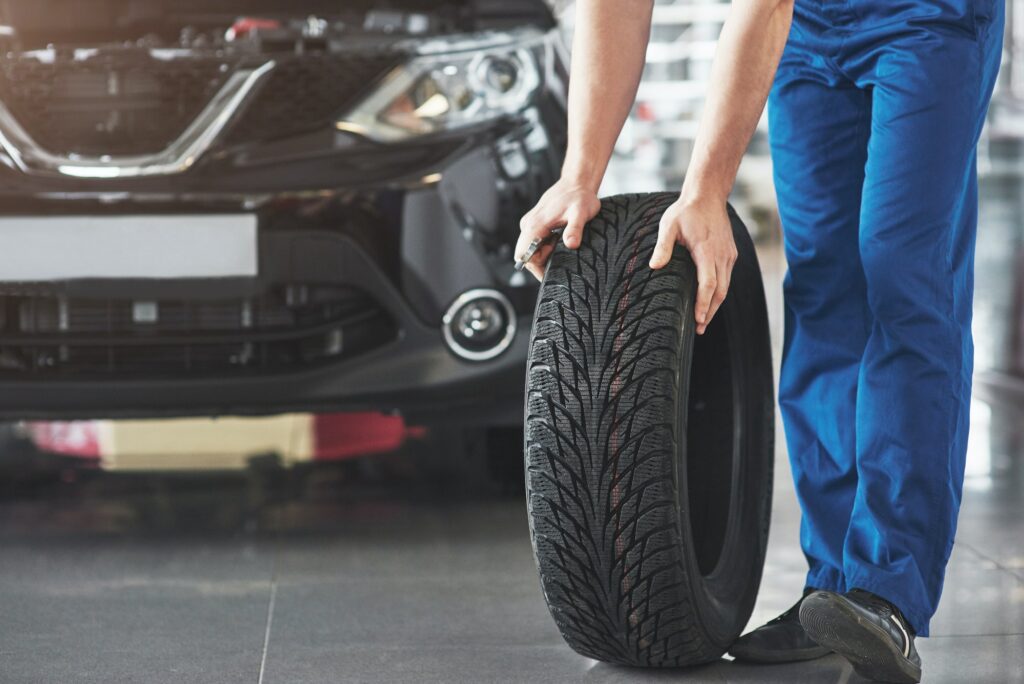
[0,0,568,426]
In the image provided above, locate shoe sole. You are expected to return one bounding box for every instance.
[728,643,831,664]
[799,592,922,684]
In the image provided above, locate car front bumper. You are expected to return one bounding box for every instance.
[0,109,564,422]
[0,315,532,423]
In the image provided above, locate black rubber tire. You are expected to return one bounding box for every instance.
[524,191,774,667]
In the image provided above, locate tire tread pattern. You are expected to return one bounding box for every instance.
[525,192,721,667]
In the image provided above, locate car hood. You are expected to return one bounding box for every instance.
[0,0,555,48]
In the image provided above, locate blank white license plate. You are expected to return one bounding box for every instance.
[0,214,258,281]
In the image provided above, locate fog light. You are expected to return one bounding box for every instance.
[442,288,516,361]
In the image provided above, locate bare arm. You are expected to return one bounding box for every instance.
[650,0,793,333]
[514,0,654,279]
[518,0,793,335]
[560,0,654,207]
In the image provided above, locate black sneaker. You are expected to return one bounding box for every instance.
[728,589,832,663]
[799,588,922,683]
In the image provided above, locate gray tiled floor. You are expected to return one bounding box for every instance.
[3,347,1023,683]
[2,429,1022,684]
[3,180,1024,682]
[0,537,274,683]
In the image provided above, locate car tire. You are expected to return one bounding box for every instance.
[524,191,774,667]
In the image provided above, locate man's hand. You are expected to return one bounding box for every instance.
[649,196,737,335]
[515,178,602,281]
[513,0,653,280]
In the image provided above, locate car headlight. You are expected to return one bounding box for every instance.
[337,34,543,142]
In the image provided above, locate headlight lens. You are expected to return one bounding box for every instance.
[337,38,542,141]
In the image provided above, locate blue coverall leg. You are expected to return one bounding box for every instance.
[768,0,1004,637]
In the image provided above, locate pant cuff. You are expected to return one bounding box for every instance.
[805,566,845,594]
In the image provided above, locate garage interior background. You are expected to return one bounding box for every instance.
[1,1,1023,683]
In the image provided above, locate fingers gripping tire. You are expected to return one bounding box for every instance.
[525,192,774,667]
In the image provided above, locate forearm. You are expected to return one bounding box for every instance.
[681,0,794,204]
[561,0,654,193]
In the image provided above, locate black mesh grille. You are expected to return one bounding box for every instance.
[0,50,406,155]
[221,52,404,145]
[0,53,232,156]
[0,285,396,378]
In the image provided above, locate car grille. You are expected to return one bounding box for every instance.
[221,52,404,145]
[0,50,404,157]
[0,285,396,378]
[0,53,231,157]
